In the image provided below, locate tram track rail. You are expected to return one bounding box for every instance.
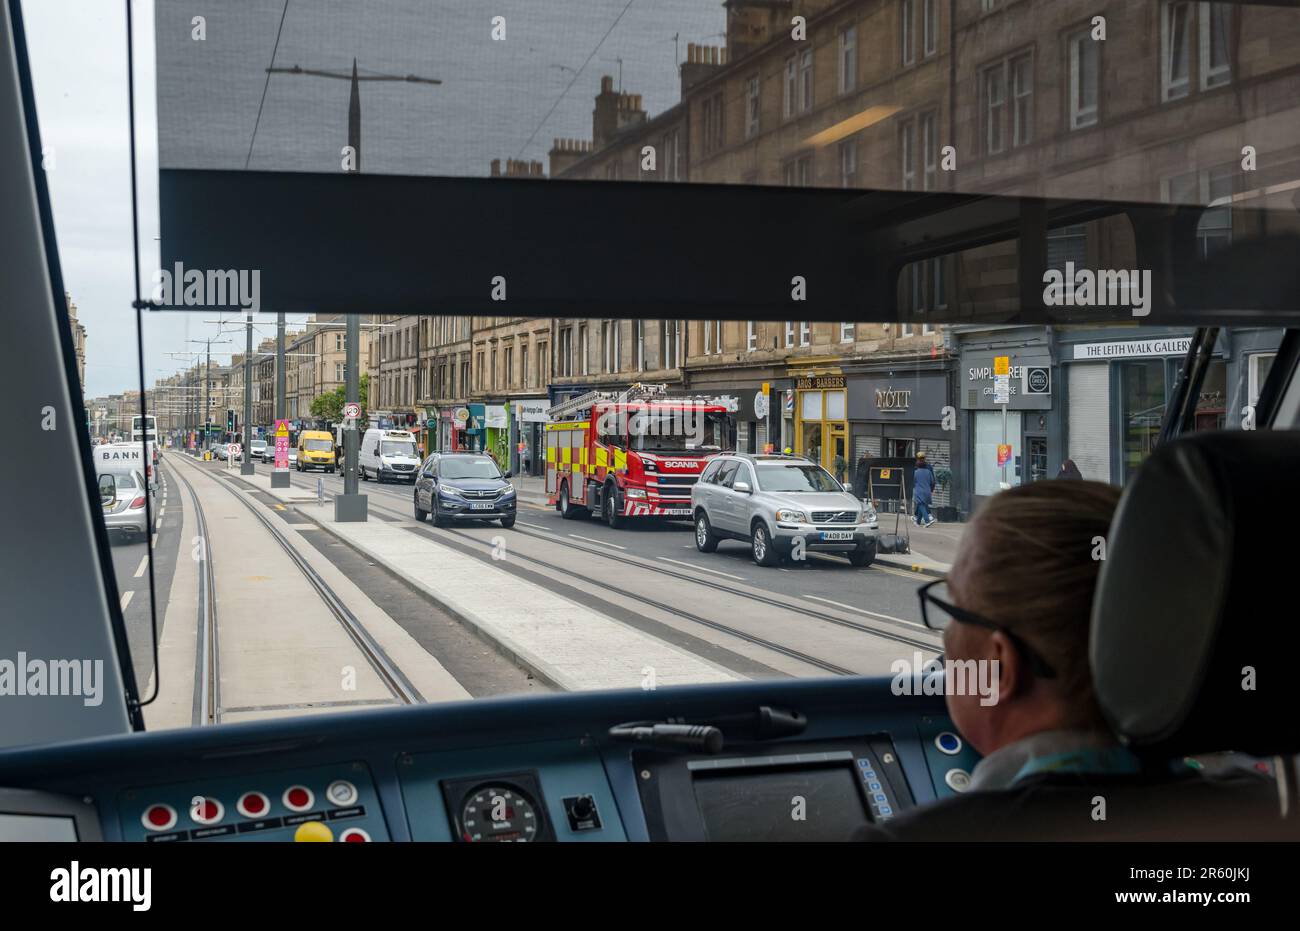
[168,455,422,724]
[279,471,940,678]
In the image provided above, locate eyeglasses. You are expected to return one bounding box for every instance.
[917,579,1057,679]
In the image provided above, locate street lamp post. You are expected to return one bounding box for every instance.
[263,58,440,522]
[272,312,290,488]
[241,315,256,475]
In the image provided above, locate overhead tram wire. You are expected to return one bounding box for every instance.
[515,0,639,160]
[245,0,292,170]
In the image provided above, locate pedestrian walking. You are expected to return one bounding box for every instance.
[912,451,937,527]
[1057,458,1083,480]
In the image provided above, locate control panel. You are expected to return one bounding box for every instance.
[399,739,625,842]
[917,715,983,799]
[119,761,388,843]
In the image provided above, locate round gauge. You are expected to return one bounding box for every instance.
[459,784,540,843]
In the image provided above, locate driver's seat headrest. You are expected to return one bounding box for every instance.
[1091,430,1299,758]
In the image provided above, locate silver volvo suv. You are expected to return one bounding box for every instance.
[691,454,879,567]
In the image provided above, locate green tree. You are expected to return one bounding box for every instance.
[310,373,368,425]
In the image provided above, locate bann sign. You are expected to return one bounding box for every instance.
[49,861,151,911]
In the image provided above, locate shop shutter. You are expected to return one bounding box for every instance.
[755,421,767,453]
[1068,363,1110,481]
[917,438,951,507]
[854,435,882,459]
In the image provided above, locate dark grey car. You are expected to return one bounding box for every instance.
[413,453,517,528]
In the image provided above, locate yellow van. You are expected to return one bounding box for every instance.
[296,430,337,473]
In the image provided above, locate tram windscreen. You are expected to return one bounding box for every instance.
[692,765,869,842]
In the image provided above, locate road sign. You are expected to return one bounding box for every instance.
[997,443,1012,466]
[993,374,1011,405]
[994,355,1010,376]
[343,402,361,420]
[274,419,290,438]
[229,443,241,456]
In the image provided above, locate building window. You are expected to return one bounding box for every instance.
[900,119,915,190]
[784,56,797,118]
[747,321,757,352]
[981,53,1032,153]
[636,320,645,370]
[504,347,513,389]
[1069,30,1099,129]
[600,321,620,374]
[840,322,855,343]
[839,139,857,188]
[800,322,811,347]
[702,91,725,155]
[744,75,761,139]
[1248,354,1276,407]
[663,130,681,181]
[520,345,529,388]
[983,61,1006,153]
[901,0,915,67]
[783,155,812,187]
[1162,1,1192,101]
[558,327,572,377]
[981,0,1002,10]
[1012,54,1033,145]
[923,0,938,57]
[579,324,589,376]
[1200,2,1232,89]
[785,321,795,348]
[839,26,857,94]
[799,48,814,113]
[1048,224,1089,273]
[920,111,937,191]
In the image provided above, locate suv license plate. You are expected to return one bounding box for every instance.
[820,531,854,541]
[470,502,494,510]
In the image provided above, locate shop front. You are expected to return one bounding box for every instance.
[957,331,1057,515]
[791,372,847,477]
[1055,329,1261,485]
[511,397,550,477]
[440,406,471,452]
[845,365,954,515]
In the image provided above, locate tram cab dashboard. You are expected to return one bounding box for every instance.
[0,679,974,843]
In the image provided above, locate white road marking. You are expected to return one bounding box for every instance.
[133,554,148,578]
[518,521,552,532]
[803,594,918,627]
[570,534,625,550]
[151,534,158,549]
[656,556,746,581]
[120,590,134,611]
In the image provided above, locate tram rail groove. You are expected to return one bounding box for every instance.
[168,455,423,720]
[277,471,938,676]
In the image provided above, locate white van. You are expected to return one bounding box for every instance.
[358,429,421,483]
[95,442,157,491]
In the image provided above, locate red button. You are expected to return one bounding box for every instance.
[283,786,313,811]
[190,797,224,824]
[340,828,370,843]
[237,792,269,818]
[141,804,177,832]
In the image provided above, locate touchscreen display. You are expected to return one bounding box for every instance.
[692,765,869,841]
[0,813,78,841]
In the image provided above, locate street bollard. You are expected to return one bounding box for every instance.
[317,477,324,509]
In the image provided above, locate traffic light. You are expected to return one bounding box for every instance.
[226,408,235,433]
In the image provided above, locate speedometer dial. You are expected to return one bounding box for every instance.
[459,785,540,842]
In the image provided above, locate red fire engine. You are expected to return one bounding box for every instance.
[545,384,736,528]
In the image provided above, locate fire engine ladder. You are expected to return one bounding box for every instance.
[546,383,670,421]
